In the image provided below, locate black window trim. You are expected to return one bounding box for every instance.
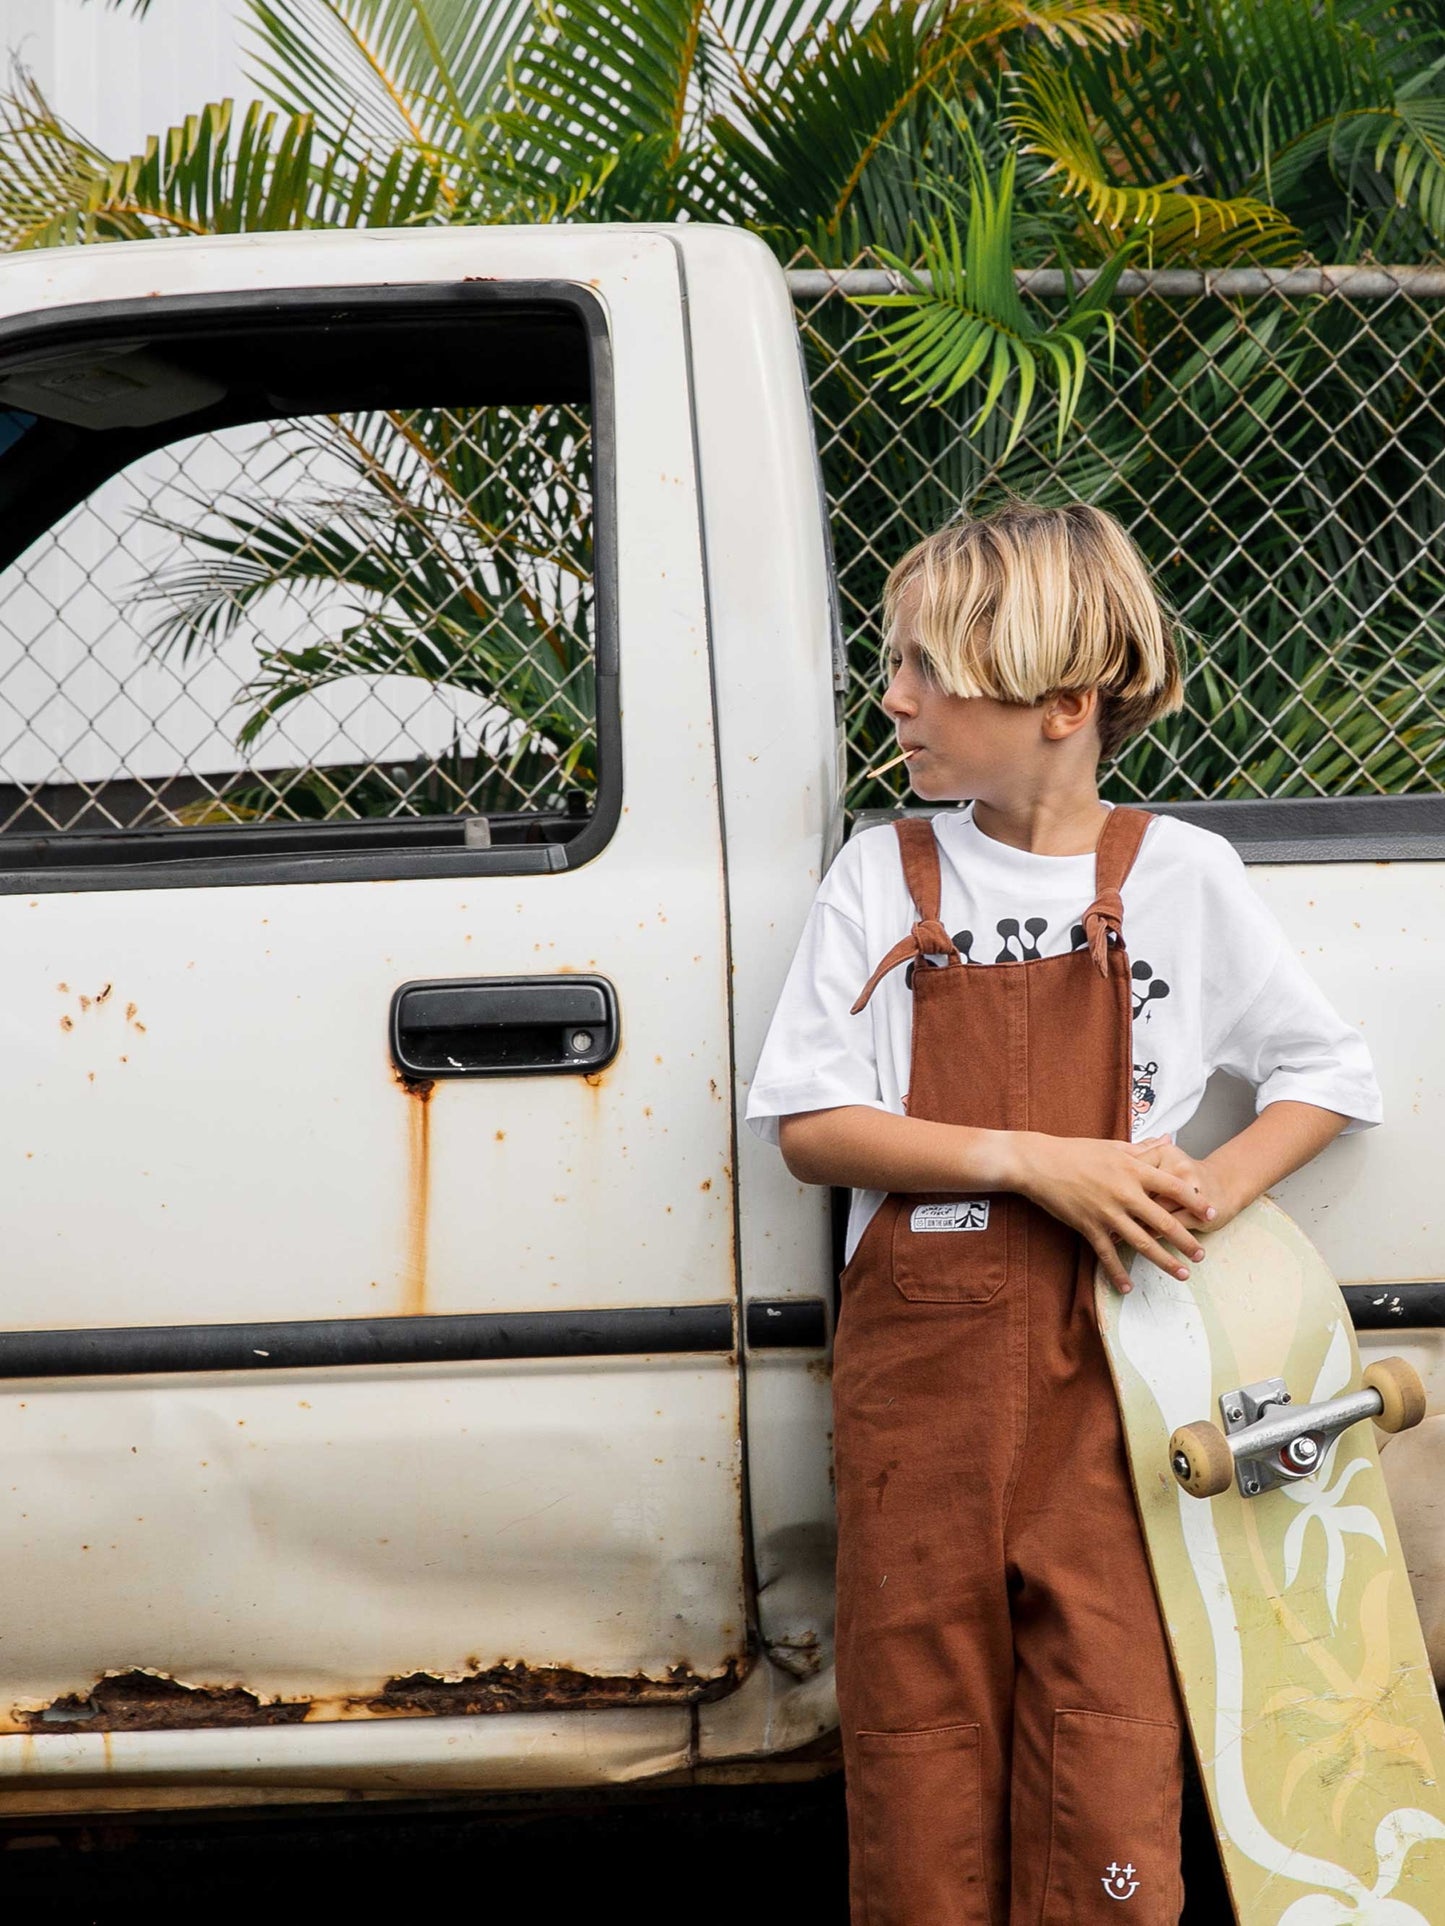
[856,793,1445,863]
[0,281,621,894]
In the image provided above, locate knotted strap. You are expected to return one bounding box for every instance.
[851,805,1157,1007]
[1080,806,1154,977]
[851,818,960,1013]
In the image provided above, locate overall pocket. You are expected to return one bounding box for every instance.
[1040,1709,1183,1924]
[890,1191,1019,1304]
[854,1722,990,1926]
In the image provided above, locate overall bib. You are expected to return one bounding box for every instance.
[834,808,1185,1926]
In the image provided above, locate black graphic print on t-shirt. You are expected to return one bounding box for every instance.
[945,916,1171,1021]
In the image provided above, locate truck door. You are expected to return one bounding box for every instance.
[0,229,746,1744]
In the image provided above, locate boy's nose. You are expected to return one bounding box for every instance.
[881,678,914,719]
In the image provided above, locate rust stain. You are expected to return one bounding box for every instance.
[394,1069,434,1317]
[369,1655,741,1717]
[6,1655,746,1735]
[17,1671,310,1735]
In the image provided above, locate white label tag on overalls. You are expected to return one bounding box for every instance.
[910,1201,990,1233]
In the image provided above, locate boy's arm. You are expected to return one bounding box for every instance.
[1188,1101,1348,1224]
[779,1106,1212,1291]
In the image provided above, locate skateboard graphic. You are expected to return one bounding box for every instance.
[1096,1195,1445,1923]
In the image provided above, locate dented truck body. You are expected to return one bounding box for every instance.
[0,224,836,1807]
[0,222,1439,1817]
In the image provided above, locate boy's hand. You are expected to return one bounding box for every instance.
[1126,1135,1238,1233]
[1010,1131,1217,1295]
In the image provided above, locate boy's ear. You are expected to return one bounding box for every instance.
[1042,688,1101,743]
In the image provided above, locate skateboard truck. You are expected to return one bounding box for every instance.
[1168,1357,1427,1500]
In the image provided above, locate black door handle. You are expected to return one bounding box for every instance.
[390,976,619,1078]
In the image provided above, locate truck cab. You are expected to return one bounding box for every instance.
[0,221,1436,1815]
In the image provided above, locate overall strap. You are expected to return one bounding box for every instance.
[1081,806,1154,978]
[850,818,961,1014]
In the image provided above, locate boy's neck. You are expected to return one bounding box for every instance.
[969,793,1110,857]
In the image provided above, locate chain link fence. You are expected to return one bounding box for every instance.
[0,396,595,838]
[791,257,1445,815]
[0,261,1442,843]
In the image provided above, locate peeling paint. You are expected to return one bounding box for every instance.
[11,1656,746,1737]
[369,1655,742,1717]
[17,1671,309,1735]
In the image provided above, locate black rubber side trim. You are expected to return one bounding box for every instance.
[853,795,1445,863]
[0,1305,735,1380]
[1344,1284,1445,1329]
[745,1298,828,1350]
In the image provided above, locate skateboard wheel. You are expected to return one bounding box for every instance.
[1364,1357,1427,1434]
[1169,1421,1235,1499]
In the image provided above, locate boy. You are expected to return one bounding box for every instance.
[745,501,1382,1924]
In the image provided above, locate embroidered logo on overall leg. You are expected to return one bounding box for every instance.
[1101,1862,1140,1901]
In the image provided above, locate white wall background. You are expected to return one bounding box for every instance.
[1,0,259,157]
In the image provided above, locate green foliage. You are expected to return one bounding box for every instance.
[0,83,440,247]
[134,404,596,811]
[859,118,1137,455]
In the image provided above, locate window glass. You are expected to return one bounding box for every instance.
[0,299,603,865]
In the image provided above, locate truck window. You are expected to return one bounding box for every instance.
[0,285,615,885]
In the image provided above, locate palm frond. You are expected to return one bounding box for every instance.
[246,0,533,181]
[1319,80,1445,241]
[0,73,133,250]
[713,0,1155,240]
[129,404,596,783]
[485,0,729,222]
[859,126,1136,455]
[0,83,442,246]
[1014,62,1299,262]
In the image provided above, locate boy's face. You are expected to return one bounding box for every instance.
[881,583,1100,803]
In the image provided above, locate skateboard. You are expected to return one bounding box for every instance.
[1095,1194,1445,1923]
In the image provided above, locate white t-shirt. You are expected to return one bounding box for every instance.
[745,802,1383,1261]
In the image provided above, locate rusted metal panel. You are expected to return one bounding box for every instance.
[368,1655,741,1718]
[0,1358,745,1728]
[16,1655,744,1737]
[18,1672,309,1735]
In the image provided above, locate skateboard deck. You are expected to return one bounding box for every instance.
[1096,1194,1445,1923]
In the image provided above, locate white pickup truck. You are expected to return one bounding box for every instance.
[0,221,1437,1820]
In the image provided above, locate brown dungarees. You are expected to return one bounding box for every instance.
[834,808,1185,1925]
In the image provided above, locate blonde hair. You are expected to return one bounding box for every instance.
[881,500,1184,762]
